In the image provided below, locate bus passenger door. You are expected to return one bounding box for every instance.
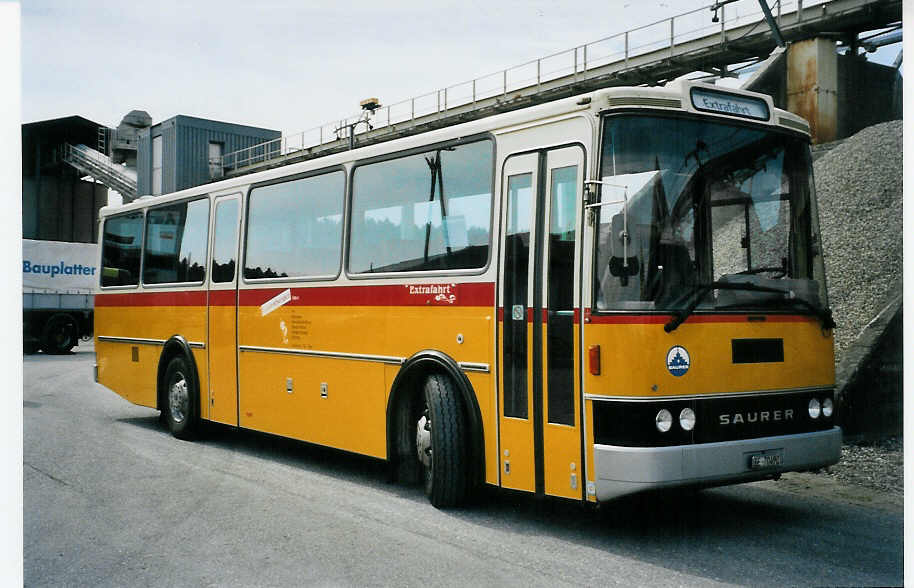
[540,146,584,500]
[499,153,539,493]
[207,194,241,425]
[499,146,585,499]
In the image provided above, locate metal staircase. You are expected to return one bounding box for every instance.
[59,143,137,200]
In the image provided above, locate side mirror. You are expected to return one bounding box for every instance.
[609,256,639,277]
[608,211,638,285]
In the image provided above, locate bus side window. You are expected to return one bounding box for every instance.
[349,139,493,274]
[211,199,240,283]
[142,199,210,285]
[244,171,344,280]
[100,211,144,287]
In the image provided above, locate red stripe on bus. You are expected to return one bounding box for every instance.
[238,283,494,308]
[95,291,207,307]
[208,290,236,306]
[586,313,816,325]
[97,283,495,308]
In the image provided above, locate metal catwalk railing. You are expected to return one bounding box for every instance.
[220,0,880,175]
[60,143,137,200]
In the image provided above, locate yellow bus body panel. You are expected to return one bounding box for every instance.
[208,303,238,424]
[542,322,583,500]
[581,316,834,501]
[584,318,834,398]
[96,304,208,410]
[236,301,495,467]
[496,320,535,492]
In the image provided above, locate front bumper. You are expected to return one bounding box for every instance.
[593,426,841,501]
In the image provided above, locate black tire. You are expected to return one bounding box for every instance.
[41,314,77,354]
[163,356,199,440]
[392,397,421,485]
[417,374,467,508]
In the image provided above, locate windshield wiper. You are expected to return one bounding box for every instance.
[664,281,836,333]
[423,149,455,263]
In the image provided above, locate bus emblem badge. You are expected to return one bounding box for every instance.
[666,346,690,377]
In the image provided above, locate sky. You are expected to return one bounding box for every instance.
[21,0,902,138]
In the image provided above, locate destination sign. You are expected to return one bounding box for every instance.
[690,87,769,121]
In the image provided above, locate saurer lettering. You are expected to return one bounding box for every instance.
[719,409,794,425]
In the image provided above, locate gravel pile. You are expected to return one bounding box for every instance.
[813,120,904,369]
[822,437,904,495]
[811,122,903,495]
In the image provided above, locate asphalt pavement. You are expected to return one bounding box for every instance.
[24,343,903,586]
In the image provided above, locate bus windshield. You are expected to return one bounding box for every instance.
[595,114,828,315]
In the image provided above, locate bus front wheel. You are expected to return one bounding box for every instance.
[164,356,199,440]
[416,374,467,508]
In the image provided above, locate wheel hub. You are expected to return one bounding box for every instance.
[169,375,188,424]
[416,413,431,468]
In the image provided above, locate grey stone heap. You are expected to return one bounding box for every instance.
[814,120,903,373]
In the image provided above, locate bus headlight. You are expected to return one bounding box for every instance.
[679,408,696,431]
[822,397,834,418]
[808,398,821,419]
[655,409,673,432]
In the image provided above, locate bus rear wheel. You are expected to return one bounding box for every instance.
[163,356,199,440]
[416,374,467,508]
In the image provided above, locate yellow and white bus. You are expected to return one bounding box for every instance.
[95,81,841,508]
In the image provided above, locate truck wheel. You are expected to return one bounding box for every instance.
[41,314,77,354]
[416,374,467,508]
[163,356,199,440]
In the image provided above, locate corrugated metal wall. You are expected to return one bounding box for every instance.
[174,116,280,191]
[137,116,279,196]
[136,129,150,195]
[137,118,178,196]
[162,121,178,194]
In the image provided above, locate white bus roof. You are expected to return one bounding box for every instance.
[100,82,809,217]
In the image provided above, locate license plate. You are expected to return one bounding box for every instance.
[749,452,783,470]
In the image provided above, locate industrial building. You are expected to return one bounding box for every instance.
[22,115,111,243]
[21,111,280,353]
[136,116,280,197]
